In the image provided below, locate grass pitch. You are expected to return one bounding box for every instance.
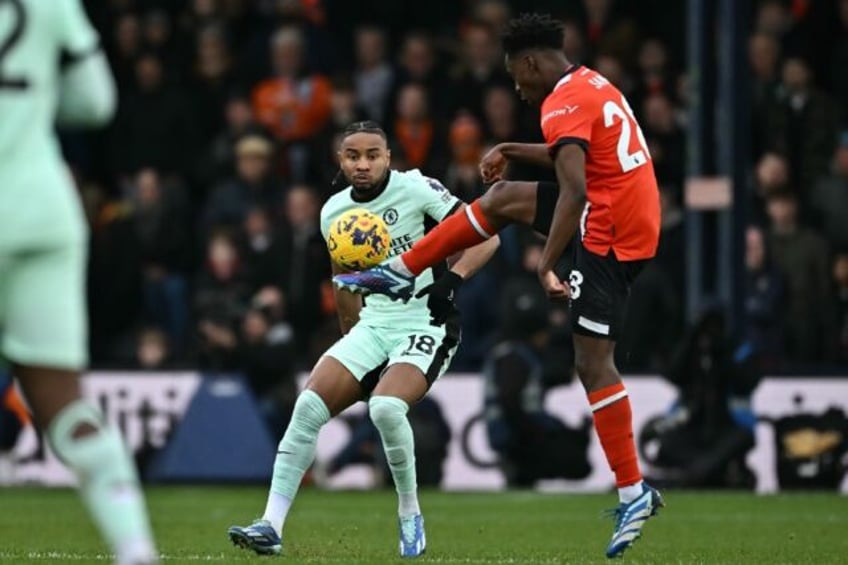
[0,487,845,564]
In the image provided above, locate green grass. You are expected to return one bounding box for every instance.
[0,487,846,564]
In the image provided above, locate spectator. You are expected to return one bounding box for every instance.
[134,327,172,370]
[631,39,677,112]
[110,53,198,178]
[766,190,834,363]
[444,114,486,203]
[749,33,781,158]
[280,185,330,352]
[203,135,281,234]
[195,231,250,371]
[252,26,331,181]
[642,93,685,187]
[472,0,511,33]
[562,20,586,63]
[482,85,519,145]
[110,13,142,92]
[390,83,447,176]
[810,134,848,250]
[201,94,267,186]
[449,21,511,121]
[743,226,786,371]
[594,53,630,94]
[191,24,237,143]
[242,207,287,293]
[386,32,447,123]
[765,57,840,191]
[581,0,640,68]
[131,168,191,355]
[143,9,184,72]
[353,26,394,123]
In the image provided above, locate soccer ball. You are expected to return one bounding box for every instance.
[327,208,391,271]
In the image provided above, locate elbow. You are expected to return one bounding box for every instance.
[85,83,117,126]
[571,182,587,206]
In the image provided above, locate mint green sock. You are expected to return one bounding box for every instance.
[264,390,330,532]
[48,400,156,561]
[369,396,420,517]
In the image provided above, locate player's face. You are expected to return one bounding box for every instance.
[338,132,391,190]
[505,52,545,106]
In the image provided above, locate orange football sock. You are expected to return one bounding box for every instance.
[588,382,642,488]
[401,200,496,276]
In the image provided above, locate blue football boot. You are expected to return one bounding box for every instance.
[333,261,415,302]
[605,483,664,558]
[399,514,426,557]
[227,519,282,556]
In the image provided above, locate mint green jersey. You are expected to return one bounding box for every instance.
[0,0,107,250]
[320,169,462,328]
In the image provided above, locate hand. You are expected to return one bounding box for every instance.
[480,144,507,183]
[537,268,570,301]
[415,271,463,326]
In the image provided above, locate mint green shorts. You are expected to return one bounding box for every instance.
[0,240,88,370]
[324,321,460,393]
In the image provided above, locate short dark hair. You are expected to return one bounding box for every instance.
[502,13,564,56]
[341,120,387,140]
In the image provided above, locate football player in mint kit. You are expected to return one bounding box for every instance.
[228,121,499,557]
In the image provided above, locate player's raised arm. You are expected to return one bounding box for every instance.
[55,0,116,126]
[537,143,587,299]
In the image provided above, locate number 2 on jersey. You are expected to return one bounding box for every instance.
[0,0,28,90]
[603,95,650,172]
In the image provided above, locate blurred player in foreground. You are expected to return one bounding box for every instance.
[0,1,157,563]
[336,14,664,558]
[227,121,499,557]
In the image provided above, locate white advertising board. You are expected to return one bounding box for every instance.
[6,373,848,493]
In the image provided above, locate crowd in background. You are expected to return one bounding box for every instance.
[66,0,848,408]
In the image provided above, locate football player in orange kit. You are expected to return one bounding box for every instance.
[335,14,664,558]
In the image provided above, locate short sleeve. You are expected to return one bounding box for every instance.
[319,204,333,241]
[58,0,100,57]
[414,173,462,222]
[540,92,593,157]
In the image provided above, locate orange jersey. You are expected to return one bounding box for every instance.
[252,75,332,142]
[540,66,661,261]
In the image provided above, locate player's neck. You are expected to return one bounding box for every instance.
[351,170,392,203]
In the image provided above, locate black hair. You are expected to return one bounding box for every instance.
[332,121,388,187]
[502,13,564,56]
[341,120,387,140]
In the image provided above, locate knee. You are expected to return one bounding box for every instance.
[368,396,408,430]
[574,352,611,388]
[292,390,331,431]
[480,181,511,215]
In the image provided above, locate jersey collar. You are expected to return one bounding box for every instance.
[554,64,581,91]
[351,170,392,203]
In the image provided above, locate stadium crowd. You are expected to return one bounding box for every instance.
[67,0,848,400]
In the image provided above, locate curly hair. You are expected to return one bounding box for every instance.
[502,13,564,55]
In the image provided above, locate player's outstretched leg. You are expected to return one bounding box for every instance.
[228,389,330,555]
[334,182,540,298]
[17,367,158,565]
